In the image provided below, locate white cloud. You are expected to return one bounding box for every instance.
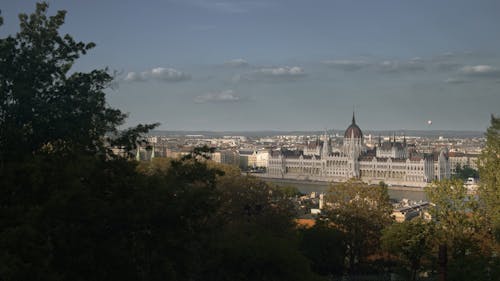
[459,65,500,77]
[224,58,249,67]
[124,71,148,82]
[235,66,307,82]
[378,60,426,73]
[322,60,370,71]
[238,66,306,82]
[444,65,500,83]
[194,89,241,103]
[124,67,191,83]
[259,66,305,76]
[151,67,191,82]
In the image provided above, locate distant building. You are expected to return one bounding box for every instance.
[448,152,479,174]
[239,150,257,170]
[267,113,451,187]
[392,201,430,222]
[256,150,270,168]
[166,147,193,159]
[211,149,240,166]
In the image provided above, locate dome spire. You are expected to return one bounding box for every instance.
[344,112,363,139]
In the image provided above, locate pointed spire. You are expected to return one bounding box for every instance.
[378,134,382,147]
[352,111,356,125]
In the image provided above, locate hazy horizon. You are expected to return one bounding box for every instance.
[148,129,485,139]
[2,0,499,131]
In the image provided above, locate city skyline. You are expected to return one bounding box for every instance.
[2,0,500,131]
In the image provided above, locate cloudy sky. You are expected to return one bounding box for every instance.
[2,0,500,131]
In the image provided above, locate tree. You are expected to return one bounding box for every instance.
[324,179,393,274]
[453,164,478,181]
[0,3,325,280]
[425,179,499,281]
[215,172,297,236]
[185,159,321,281]
[299,221,346,277]
[478,115,500,243]
[270,184,303,198]
[0,2,156,162]
[136,157,174,176]
[425,179,480,254]
[136,155,323,281]
[0,3,169,280]
[381,219,435,281]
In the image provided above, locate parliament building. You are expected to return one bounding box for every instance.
[267,114,450,187]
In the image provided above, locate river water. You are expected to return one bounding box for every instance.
[263,179,428,202]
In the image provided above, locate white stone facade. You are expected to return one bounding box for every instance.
[267,114,451,187]
[211,150,240,166]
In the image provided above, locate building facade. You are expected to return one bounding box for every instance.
[211,149,240,166]
[267,113,451,187]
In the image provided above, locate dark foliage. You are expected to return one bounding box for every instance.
[453,164,478,181]
[0,4,323,280]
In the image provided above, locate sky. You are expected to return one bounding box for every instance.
[2,0,500,131]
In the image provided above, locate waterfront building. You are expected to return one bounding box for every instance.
[256,150,270,168]
[239,150,258,170]
[448,152,479,174]
[267,113,451,187]
[211,149,240,166]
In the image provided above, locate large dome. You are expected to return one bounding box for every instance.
[344,113,363,139]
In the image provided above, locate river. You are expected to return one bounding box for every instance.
[262,178,428,202]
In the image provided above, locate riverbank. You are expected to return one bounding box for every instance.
[257,176,425,192]
[255,175,427,201]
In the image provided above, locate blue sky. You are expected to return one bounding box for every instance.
[2,0,500,131]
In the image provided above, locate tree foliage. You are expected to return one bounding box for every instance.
[425,178,499,280]
[382,219,435,281]
[478,115,500,243]
[7,3,500,280]
[299,221,346,276]
[0,4,322,280]
[453,164,479,180]
[324,180,393,274]
[140,157,321,281]
[425,179,480,253]
[0,2,157,162]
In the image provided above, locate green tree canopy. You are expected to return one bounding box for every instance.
[324,180,393,274]
[478,115,500,243]
[0,2,156,162]
[453,164,479,180]
[381,219,435,281]
[299,221,346,277]
[425,178,499,280]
